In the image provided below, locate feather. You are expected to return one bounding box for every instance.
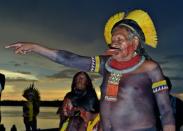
[104,12,125,44]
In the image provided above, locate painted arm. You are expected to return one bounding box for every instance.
[154,91,175,131]
[147,62,175,131]
[5,42,94,71]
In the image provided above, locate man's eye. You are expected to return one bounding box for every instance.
[119,39,125,42]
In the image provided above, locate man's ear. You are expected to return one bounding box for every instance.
[132,36,139,50]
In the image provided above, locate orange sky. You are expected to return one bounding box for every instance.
[1,74,102,100]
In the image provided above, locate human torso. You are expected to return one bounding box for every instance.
[99,57,158,131]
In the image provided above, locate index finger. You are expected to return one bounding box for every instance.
[5,43,22,49]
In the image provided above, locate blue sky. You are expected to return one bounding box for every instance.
[0,0,183,100]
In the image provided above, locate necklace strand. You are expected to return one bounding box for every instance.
[105,56,145,74]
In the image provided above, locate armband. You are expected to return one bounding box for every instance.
[152,80,168,93]
[90,56,100,73]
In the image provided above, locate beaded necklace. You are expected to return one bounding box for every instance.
[105,56,145,74]
[104,56,145,101]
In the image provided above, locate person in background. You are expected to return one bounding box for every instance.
[58,71,98,131]
[0,73,5,99]
[11,124,17,131]
[23,83,40,131]
[57,101,65,129]
[0,73,5,124]
[74,91,101,131]
[59,92,83,131]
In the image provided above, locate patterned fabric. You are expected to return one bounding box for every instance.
[60,118,70,131]
[87,114,100,131]
[90,56,100,73]
[28,101,33,121]
[152,80,168,93]
[105,73,122,101]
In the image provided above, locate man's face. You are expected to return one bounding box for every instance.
[106,27,138,61]
[75,73,87,90]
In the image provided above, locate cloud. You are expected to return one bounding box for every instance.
[158,60,169,65]
[169,76,183,81]
[16,71,32,75]
[163,54,183,60]
[1,0,183,99]
[47,68,101,81]
[88,72,101,80]
[159,54,183,76]
[0,69,38,81]
[162,67,183,72]
[2,85,15,93]
[47,68,79,79]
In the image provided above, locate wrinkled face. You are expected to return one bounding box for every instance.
[106,27,138,61]
[63,98,74,116]
[75,73,87,90]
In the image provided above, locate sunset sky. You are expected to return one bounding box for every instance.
[0,0,183,100]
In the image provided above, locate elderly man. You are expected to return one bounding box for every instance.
[6,10,175,131]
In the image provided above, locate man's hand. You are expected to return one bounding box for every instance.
[6,42,58,62]
[5,42,36,55]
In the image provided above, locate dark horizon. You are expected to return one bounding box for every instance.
[0,100,61,107]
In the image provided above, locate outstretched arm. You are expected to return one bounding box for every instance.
[5,42,99,72]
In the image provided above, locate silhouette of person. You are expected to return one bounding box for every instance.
[0,73,5,124]
[0,124,5,131]
[23,83,40,131]
[11,124,17,131]
[0,73,5,95]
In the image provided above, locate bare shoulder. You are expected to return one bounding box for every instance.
[141,59,160,72]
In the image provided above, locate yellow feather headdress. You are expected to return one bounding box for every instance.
[104,12,125,45]
[104,10,158,48]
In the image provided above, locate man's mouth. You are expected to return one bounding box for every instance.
[108,45,121,51]
[103,47,121,56]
